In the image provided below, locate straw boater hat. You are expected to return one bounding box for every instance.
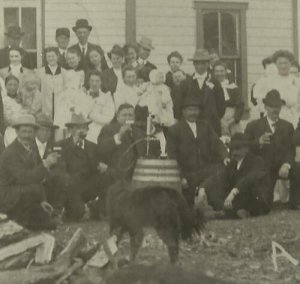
[12,114,39,129]
[189,49,211,62]
[229,133,250,150]
[36,113,59,129]
[65,113,91,128]
[5,26,24,39]
[72,19,92,32]
[138,36,154,50]
[262,89,285,108]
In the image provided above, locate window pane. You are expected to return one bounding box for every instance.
[221,12,238,56]
[203,12,219,54]
[21,8,36,49]
[4,8,19,28]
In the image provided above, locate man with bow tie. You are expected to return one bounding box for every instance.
[245,90,299,208]
[197,133,273,218]
[0,114,60,230]
[57,113,110,221]
[173,49,225,136]
[166,97,228,207]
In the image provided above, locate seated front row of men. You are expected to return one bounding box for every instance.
[0,89,300,230]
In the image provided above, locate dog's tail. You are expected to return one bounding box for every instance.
[169,190,205,240]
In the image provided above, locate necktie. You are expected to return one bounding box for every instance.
[82,47,85,56]
[77,140,83,149]
[62,51,65,58]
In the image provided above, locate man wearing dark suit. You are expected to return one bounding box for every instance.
[137,36,157,82]
[0,26,32,69]
[0,114,59,230]
[98,103,148,181]
[174,49,225,136]
[53,28,70,69]
[57,113,109,221]
[166,97,228,207]
[101,45,124,95]
[245,90,298,208]
[69,19,108,73]
[199,133,272,217]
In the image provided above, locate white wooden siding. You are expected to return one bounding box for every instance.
[44,0,126,53]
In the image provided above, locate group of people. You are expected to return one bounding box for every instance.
[0,18,300,230]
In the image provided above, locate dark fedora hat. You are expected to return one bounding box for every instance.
[5,26,24,39]
[72,19,92,32]
[56,27,70,38]
[263,89,285,108]
[36,113,59,129]
[182,96,199,109]
[65,113,91,128]
[189,49,210,62]
[229,133,250,150]
[108,44,124,59]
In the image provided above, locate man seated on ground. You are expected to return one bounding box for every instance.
[197,133,273,218]
[244,90,298,209]
[0,114,59,230]
[98,103,148,181]
[57,112,109,221]
[166,97,229,207]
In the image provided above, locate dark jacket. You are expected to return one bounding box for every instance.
[98,122,147,180]
[0,90,4,135]
[57,137,99,179]
[202,152,273,211]
[165,71,174,89]
[69,43,108,72]
[223,86,244,122]
[174,75,225,136]
[53,47,68,69]
[101,68,118,94]
[0,139,48,212]
[245,117,295,176]
[0,46,32,69]
[167,119,228,179]
[137,60,157,82]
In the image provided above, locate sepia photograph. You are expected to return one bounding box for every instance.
[0,0,299,283]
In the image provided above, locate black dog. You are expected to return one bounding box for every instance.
[106,182,205,263]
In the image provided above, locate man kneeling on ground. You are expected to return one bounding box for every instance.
[197,133,273,218]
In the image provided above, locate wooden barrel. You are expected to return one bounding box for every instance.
[132,158,181,191]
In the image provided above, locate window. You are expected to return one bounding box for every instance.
[195,2,248,101]
[3,0,42,68]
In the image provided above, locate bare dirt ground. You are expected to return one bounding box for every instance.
[54,209,300,284]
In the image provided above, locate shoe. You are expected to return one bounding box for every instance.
[236,209,250,219]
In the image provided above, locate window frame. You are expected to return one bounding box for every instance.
[195,1,249,104]
[1,0,42,67]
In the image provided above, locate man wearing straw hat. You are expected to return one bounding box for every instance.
[174,48,225,136]
[0,114,59,230]
[137,36,157,81]
[198,133,272,218]
[57,112,110,221]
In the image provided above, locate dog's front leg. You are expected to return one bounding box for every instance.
[129,229,144,262]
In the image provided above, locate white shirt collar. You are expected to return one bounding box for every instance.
[193,71,208,80]
[35,138,47,158]
[137,58,147,65]
[186,120,197,138]
[49,64,58,74]
[59,48,67,55]
[237,158,244,170]
[79,43,88,53]
[266,116,277,133]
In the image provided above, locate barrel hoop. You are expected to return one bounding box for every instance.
[132,176,181,182]
[134,168,180,176]
[136,159,178,167]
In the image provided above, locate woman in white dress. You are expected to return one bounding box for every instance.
[54,48,93,138]
[254,50,300,128]
[85,70,115,144]
[39,47,64,119]
[113,65,140,111]
[0,48,30,87]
